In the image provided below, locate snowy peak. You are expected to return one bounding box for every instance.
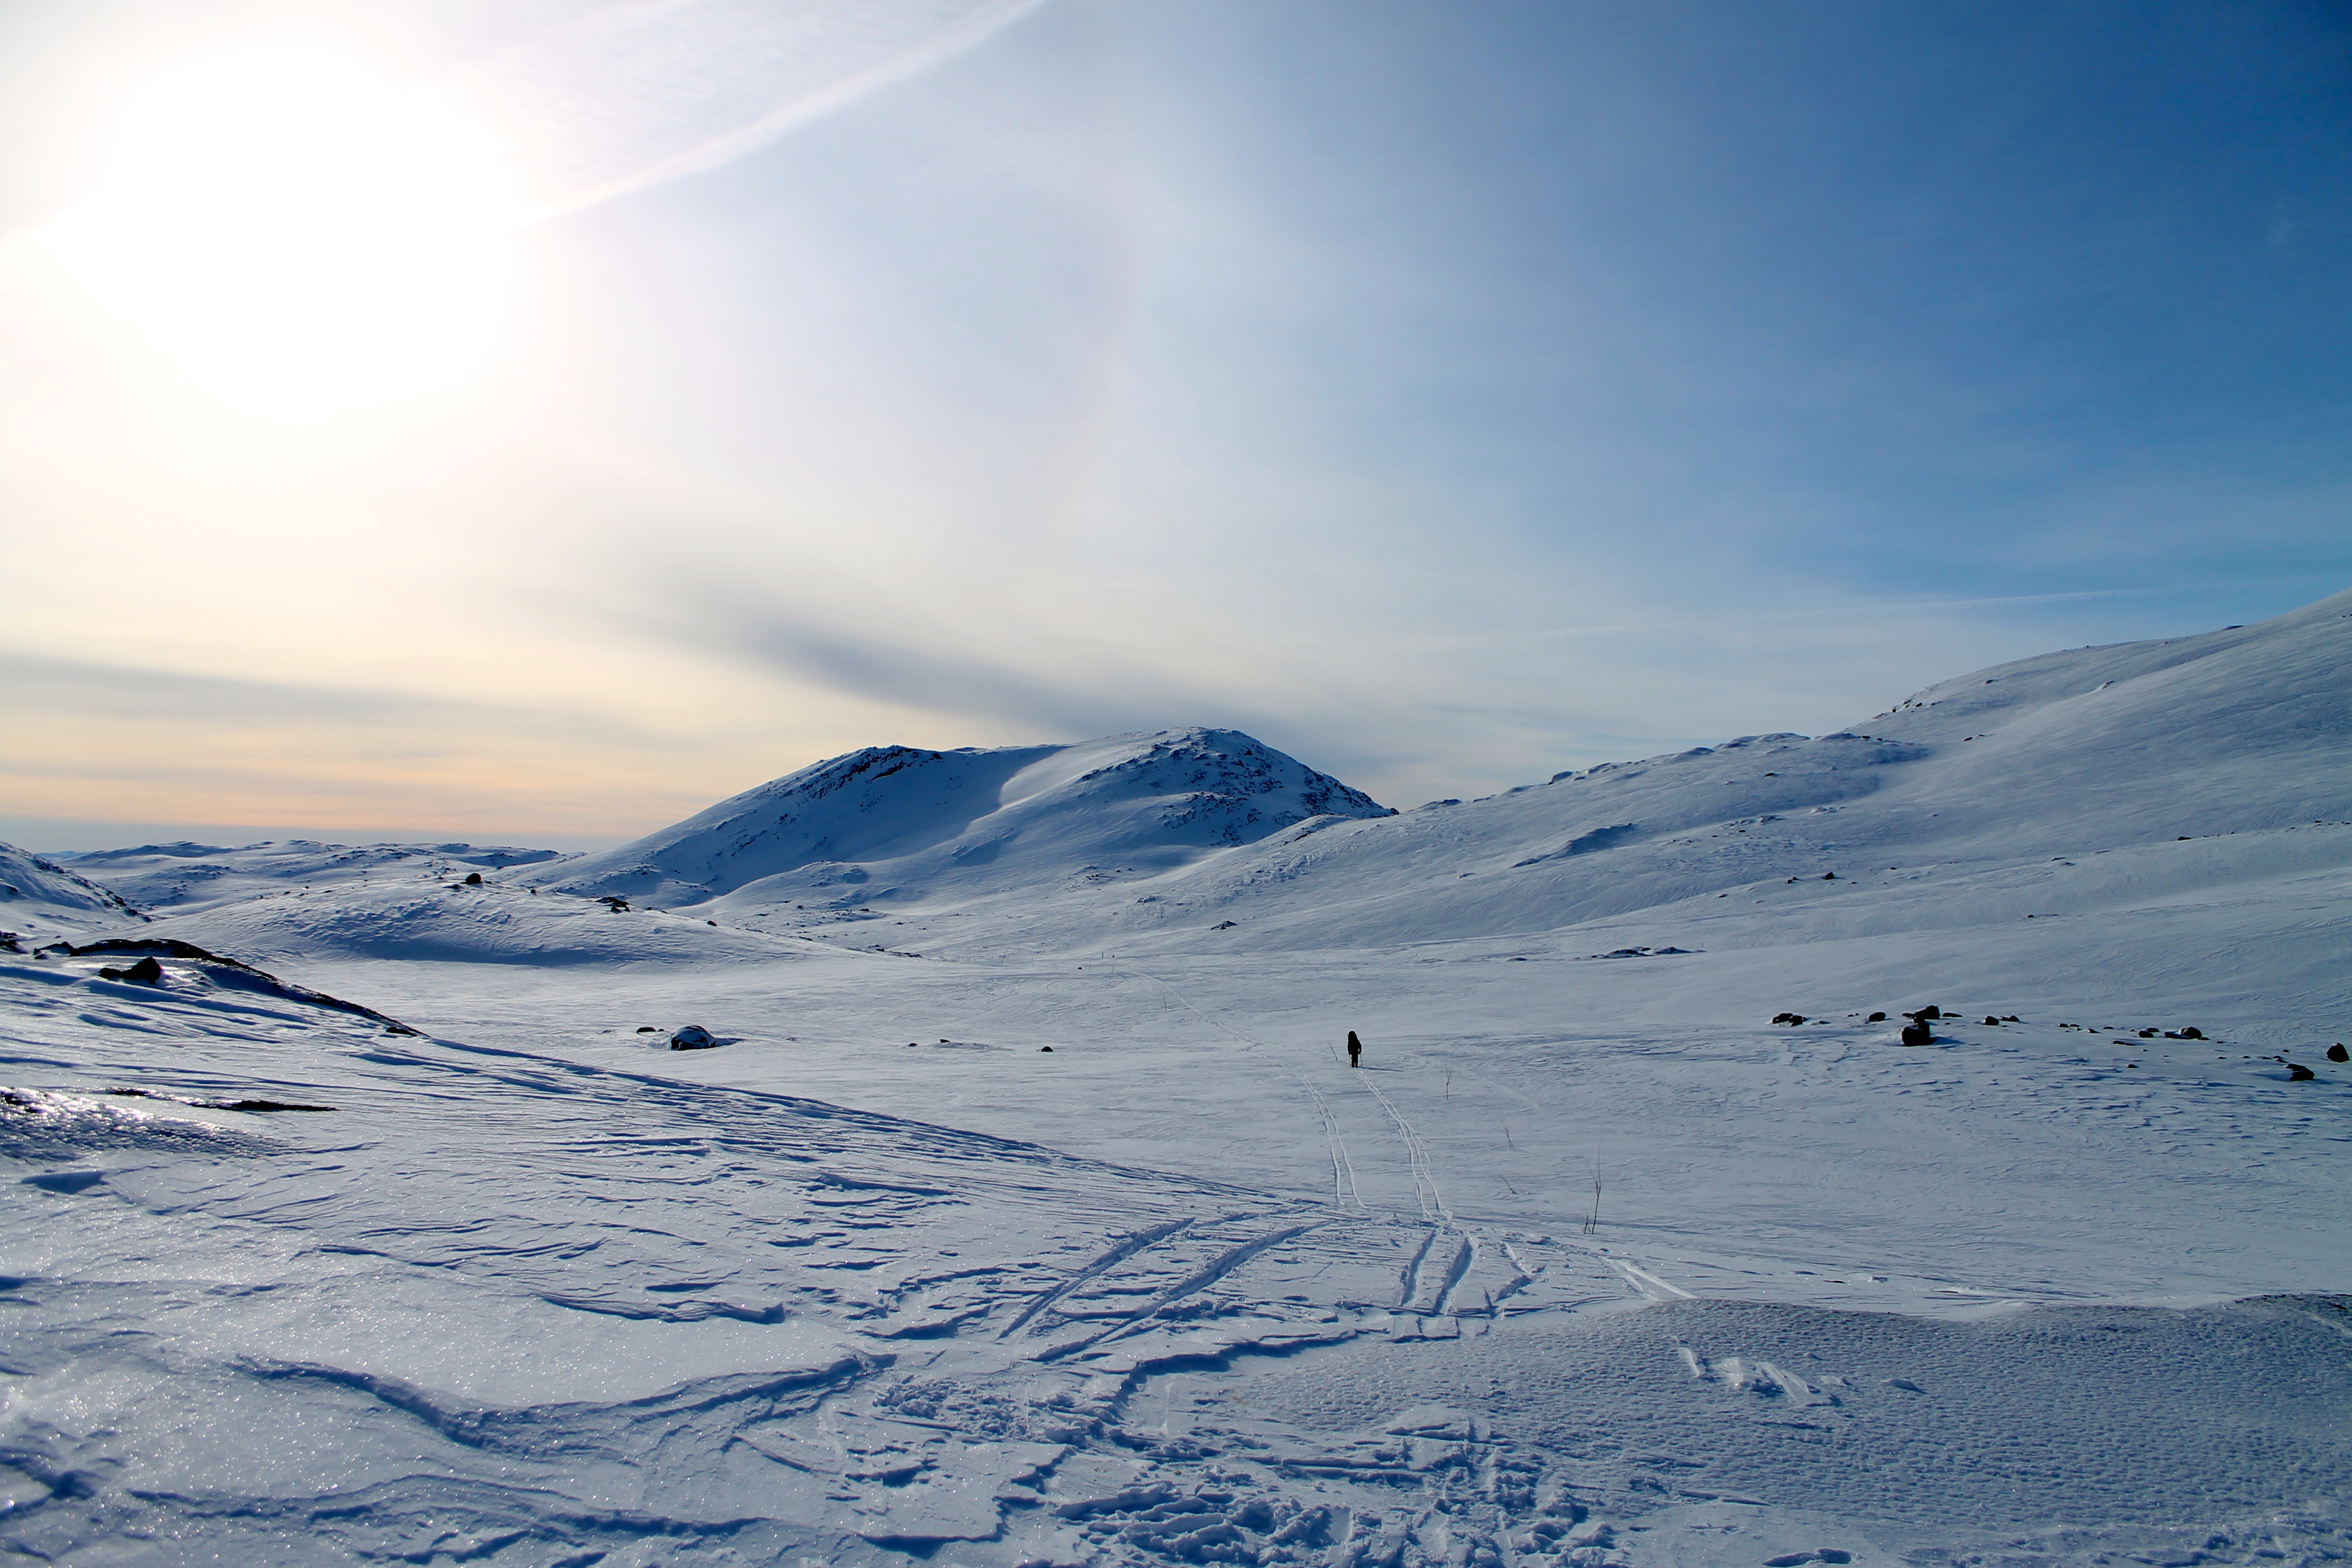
[535,727,1395,907]
[998,727,1390,845]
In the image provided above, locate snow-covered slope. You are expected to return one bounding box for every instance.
[0,840,145,944]
[529,727,1394,908]
[830,585,2352,957]
[12,591,2352,1566]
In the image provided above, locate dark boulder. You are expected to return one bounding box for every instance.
[2328,1043,2348,1064]
[2179,1026,2204,1040]
[1867,1011,1887,1022]
[462,872,483,886]
[1773,1012,1806,1026]
[2288,1062,2316,1081]
[1983,1015,2002,1026]
[1900,1022,1932,1047]
[668,1025,717,1050]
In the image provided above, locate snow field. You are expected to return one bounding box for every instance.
[4,590,2350,1564]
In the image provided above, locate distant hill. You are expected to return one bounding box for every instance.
[66,589,2352,1003]
[1009,583,2352,951]
[66,841,572,915]
[526,727,1395,908]
[0,840,146,937]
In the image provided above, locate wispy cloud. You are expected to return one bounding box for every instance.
[465,0,1051,217]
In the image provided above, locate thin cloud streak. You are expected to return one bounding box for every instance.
[464,0,1052,220]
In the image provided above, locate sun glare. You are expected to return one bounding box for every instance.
[44,46,516,422]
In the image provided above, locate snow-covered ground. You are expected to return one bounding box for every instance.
[4,592,2349,1565]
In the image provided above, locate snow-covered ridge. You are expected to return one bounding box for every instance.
[0,841,145,938]
[530,726,1395,908]
[57,840,572,916]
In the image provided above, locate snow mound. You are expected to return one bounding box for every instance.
[532,727,1395,909]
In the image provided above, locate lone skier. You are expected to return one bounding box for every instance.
[1347,1030,1363,1068]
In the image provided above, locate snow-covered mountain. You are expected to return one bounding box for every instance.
[529,726,1395,908]
[12,591,2350,1566]
[825,584,2352,957]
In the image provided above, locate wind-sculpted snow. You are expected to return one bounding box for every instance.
[3,944,2347,1565]
[0,1085,275,1164]
[13,588,2352,1564]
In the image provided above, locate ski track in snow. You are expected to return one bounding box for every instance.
[1126,965,1367,1213]
[8,941,2343,1568]
[8,603,2352,1564]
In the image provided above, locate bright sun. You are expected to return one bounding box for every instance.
[45,46,516,422]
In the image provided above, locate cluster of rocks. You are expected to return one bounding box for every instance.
[1761,1003,2340,1080]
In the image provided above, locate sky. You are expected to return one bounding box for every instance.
[1,0,2346,852]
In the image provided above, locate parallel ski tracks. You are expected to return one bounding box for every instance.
[1000,1217,1195,1339]
[1122,967,1364,1211]
[1115,965,1509,1326]
[1358,1073,1447,1223]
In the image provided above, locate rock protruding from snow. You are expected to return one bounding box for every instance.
[668,1025,717,1050]
[530,728,1395,908]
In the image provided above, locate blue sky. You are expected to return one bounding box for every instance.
[1,0,2345,848]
